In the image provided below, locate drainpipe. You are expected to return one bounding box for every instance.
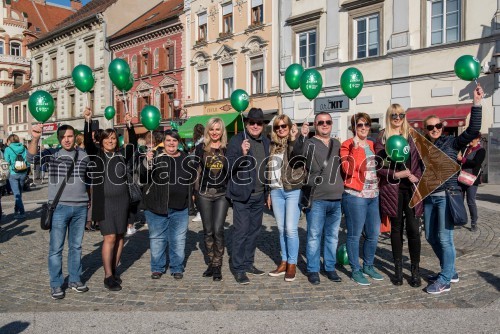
[98,13,114,129]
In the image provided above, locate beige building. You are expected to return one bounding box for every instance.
[27,0,162,134]
[280,0,499,182]
[184,0,280,121]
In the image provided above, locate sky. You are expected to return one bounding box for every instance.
[48,0,92,7]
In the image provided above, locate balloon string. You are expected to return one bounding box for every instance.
[303,100,314,124]
[148,130,153,169]
[39,124,43,185]
[122,90,129,115]
[86,92,90,133]
[240,113,247,140]
[474,79,478,86]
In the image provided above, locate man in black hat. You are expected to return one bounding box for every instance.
[226,107,270,284]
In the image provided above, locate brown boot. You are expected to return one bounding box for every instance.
[285,264,296,282]
[268,261,287,277]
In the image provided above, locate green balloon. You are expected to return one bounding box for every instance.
[299,69,323,100]
[230,89,250,112]
[187,142,193,149]
[336,243,349,266]
[104,106,116,120]
[385,135,410,163]
[340,67,364,100]
[72,64,94,93]
[28,90,55,123]
[123,74,134,92]
[140,105,161,131]
[118,136,124,147]
[285,63,304,90]
[170,121,179,130]
[108,58,131,91]
[454,55,480,81]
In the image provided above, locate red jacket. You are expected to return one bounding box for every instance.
[340,138,375,192]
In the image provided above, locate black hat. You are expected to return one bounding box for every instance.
[245,108,265,122]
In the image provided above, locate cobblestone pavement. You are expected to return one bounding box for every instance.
[0,184,499,312]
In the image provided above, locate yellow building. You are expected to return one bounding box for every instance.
[183,0,280,123]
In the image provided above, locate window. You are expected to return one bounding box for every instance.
[251,56,264,94]
[10,42,21,56]
[89,91,95,113]
[69,93,75,117]
[38,61,43,82]
[13,73,23,89]
[68,50,75,75]
[87,44,94,68]
[430,0,460,45]
[160,92,174,119]
[198,12,207,41]
[164,47,175,71]
[22,105,27,123]
[53,97,57,118]
[14,106,19,124]
[354,14,379,59]
[0,41,4,55]
[251,0,263,24]
[8,107,12,125]
[132,55,138,75]
[51,56,57,79]
[154,48,159,69]
[142,53,150,76]
[222,63,234,99]
[198,69,208,102]
[222,3,233,34]
[298,30,316,68]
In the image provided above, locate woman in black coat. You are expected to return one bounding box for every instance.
[84,108,137,291]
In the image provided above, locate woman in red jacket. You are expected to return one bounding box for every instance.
[375,104,423,287]
[340,113,382,286]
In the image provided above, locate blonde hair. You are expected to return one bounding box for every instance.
[203,117,227,151]
[271,114,293,143]
[383,104,409,143]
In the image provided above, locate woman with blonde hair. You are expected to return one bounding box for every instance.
[267,114,307,282]
[193,117,229,281]
[375,104,424,287]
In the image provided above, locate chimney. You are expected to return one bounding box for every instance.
[70,0,83,11]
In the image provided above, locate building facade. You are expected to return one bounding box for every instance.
[27,0,162,136]
[0,0,76,142]
[184,0,280,119]
[109,0,184,131]
[279,0,498,181]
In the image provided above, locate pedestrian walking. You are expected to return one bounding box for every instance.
[4,134,29,219]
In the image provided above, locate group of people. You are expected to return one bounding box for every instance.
[25,84,484,299]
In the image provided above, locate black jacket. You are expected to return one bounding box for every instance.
[460,146,486,186]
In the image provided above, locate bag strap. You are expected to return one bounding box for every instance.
[50,150,79,209]
[317,139,334,177]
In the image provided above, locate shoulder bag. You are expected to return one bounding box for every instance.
[300,139,334,210]
[445,187,468,226]
[40,150,79,230]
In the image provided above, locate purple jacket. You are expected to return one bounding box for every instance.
[375,129,424,218]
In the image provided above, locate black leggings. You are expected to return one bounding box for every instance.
[196,193,229,267]
[390,189,421,265]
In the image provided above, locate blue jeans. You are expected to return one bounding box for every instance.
[9,172,26,214]
[342,192,381,272]
[145,208,189,274]
[305,199,342,273]
[271,189,301,264]
[424,195,456,284]
[48,204,87,288]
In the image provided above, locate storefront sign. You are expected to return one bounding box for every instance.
[314,95,349,113]
[204,103,234,115]
[42,123,58,132]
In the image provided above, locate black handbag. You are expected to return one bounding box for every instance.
[445,188,468,226]
[300,139,334,210]
[127,163,142,204]
[40,150,79,230]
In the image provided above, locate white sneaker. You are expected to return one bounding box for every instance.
[126,227,137,236]
[192,212,202,222]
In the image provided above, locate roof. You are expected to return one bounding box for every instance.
[10,0,75,35]
[29,0,119,48]
[110,0,183,40]
[0,81,32,104]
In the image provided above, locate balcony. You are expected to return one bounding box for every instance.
[245,22,264,34]
[0,55,30,66]
[217,32,234,43]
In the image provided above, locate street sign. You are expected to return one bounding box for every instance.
[314,95,349,113]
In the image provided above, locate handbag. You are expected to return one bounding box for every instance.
[127,164,142,204]
[445,188,468,226]
[40,150,79,230]
[458,170,478,186]
[300,139,334,209]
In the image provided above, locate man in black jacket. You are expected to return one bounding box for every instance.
[226,108,270,284]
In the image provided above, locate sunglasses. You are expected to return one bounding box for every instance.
[356,122,370,128]
[248,120,264,126]
[426,123,443,131]
[316,120,333,126]
[273,124,288,131]
[391,113,406,120]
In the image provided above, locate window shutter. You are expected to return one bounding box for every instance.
[159,48,166,71]
[222,63,233,79]
[199,70,208,85]
[251,56,263,71]
[199,13,207,26]
[252,0,262,7]
[169,47,175,70]
[147,53,152,75]
[137,55,142,77]
[222,3,233,15]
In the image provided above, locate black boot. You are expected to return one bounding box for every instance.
[203,264,214,277]
[213,266,223,282]
[409,263,421,287]
[393,260,403,286]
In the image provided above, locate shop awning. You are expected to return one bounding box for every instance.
[406,104,472,129]
[177,112,244,139]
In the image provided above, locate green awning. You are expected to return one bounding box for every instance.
[42,130,81,146]
[177,112,244,139]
